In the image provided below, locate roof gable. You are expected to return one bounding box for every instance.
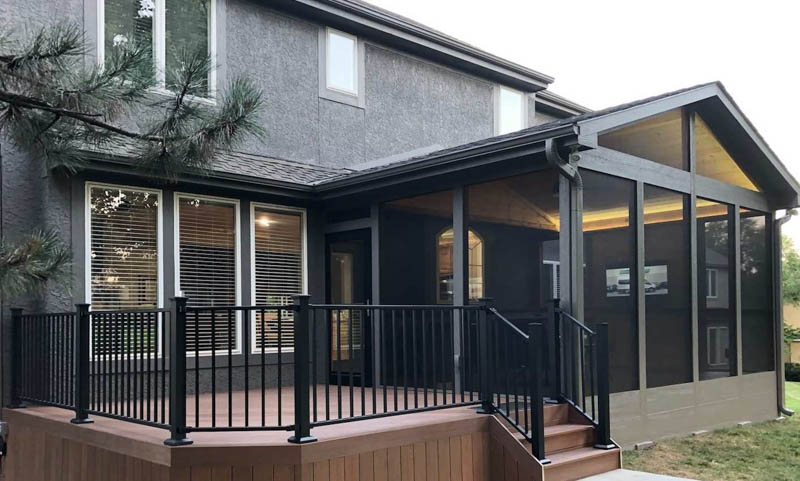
[575,82,799,207]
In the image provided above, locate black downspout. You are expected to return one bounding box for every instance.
[775,212,794,417]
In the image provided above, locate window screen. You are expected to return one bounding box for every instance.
[252,207,304,352]
[89,185,159,310]
[178,196,238,353]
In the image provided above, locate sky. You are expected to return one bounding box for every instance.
[368,0,800,241]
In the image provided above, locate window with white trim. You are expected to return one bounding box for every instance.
[101,0,215,94]
[326,28,358,95]
[706,268,718,299]
[177,195,239,353]
[497,86,525,135]
[88,184,160,310]
[251,206,305,352]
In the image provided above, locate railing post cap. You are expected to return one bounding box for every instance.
[478,297,494,305]
[9,307,23,314]
[293,294,311,303]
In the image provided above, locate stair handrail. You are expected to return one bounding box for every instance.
[481,304,550,464]
[551,299,614,450]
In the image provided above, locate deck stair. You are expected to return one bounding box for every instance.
[498,404,620,481]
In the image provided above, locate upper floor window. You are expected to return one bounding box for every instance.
[326,28,358,95]
[101,0,215,94]
[496,86,525,135]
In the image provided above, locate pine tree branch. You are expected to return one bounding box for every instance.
[0,90,164,142]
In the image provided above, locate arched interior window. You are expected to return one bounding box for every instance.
[437,228,484,303]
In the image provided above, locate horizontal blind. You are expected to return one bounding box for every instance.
[89,186,160,357]
[89,186,159,310]
[179,197,238,353]
[253,208,303,352]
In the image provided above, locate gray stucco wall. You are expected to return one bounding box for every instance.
[225,1,505,168]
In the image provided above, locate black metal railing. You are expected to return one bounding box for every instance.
[87,307,171,429]
[7,296,612,456]
[304,304,483,427]
[482,301,550,463]
[553,300,613,449]
[11,309,76,411]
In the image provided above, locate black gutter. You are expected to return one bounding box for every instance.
[316,124,578,198]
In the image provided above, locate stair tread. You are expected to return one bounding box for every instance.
[545,446,619,466]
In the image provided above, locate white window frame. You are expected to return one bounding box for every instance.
[544,260,560,299]
[85,182,164,359]
[706,268,718,299]
[494,85,528,135]
[325,27,359,96]
[96,0,218,96]
[85,182,164,310]
[249,203,308,354]
[174,192,242,356]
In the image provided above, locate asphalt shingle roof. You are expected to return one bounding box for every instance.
[89,82,744,189]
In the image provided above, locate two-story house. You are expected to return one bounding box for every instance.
[2,1,798,480]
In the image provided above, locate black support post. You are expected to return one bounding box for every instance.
[289,294,316,444]
[528,323,550,464]
[8,308,23,408]
[595,323,615,449]
[476,298,494,414]
[550,298,563,402]
[71,304,93,424]
[165,297,192,446]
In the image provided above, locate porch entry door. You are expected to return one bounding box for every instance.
[326,229,372,386]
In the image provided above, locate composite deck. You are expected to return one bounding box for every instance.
[2,386,620,481]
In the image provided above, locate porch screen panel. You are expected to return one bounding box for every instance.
[643,186,692,388]
[582,171,638,393]
[253,208,304,352]
[178,197,238,352]
[697,199,737,380]
[467,170,560,316]
[696,199,736,380]
[89,186,159,310]
[740,210,774,373]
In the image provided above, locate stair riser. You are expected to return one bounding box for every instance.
[545,429,594,454]
[542,405,569,427]
[544,450,619,481]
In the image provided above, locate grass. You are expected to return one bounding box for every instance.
[622,382,800,481]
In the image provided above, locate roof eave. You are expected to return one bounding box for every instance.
[270,0,553,91]
[316,124,578,197]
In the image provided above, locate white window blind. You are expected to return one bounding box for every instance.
[89,186,159,310]
[252,207,304,352]
[178,196,238,353]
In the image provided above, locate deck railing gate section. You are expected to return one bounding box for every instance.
[7,297,612,461]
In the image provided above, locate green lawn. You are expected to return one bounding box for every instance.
[622,382,800,481]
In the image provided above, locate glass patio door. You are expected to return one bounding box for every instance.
[326,230,371,385]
